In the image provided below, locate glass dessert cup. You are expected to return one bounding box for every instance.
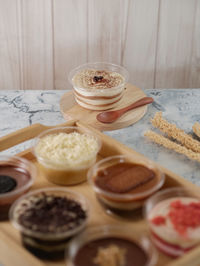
[144,187,200,257]
[33,126,101,186]
[9,187,89,260]
[66,225,158,266]
[68,62,129,111]
[88,155,165,218]
[0,155,35,220]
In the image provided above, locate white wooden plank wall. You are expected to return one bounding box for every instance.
[0,0,199,90]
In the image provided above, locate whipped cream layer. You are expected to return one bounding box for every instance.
[98,194,144,210]
[72,69,126,110]
[149,197,200,249]
[74,91,123,110]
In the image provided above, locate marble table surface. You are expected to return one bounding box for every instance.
[0,89,200,186]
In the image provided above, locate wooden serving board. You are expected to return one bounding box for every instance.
[1,120,200,266]
[60,83,148,131]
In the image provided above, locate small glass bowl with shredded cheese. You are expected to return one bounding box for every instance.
[33,126,101,185]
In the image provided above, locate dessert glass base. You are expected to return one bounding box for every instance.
[145,187,200,257]
[97,196,143,220]
[10,188,89,260]
[21,234,73,260]
[38,163,89,186]
[69,62,129,111]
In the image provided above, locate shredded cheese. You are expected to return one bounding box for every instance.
[35,132,100,168]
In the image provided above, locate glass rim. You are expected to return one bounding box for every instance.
[68,62,129,92]
[32,126,102,169]
[66,224,158,266]
[9,187,90,240]
[144,186,200,220]
[0,155,36,199]
[87,154,165,200]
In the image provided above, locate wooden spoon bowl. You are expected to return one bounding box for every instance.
[96,97,154,123]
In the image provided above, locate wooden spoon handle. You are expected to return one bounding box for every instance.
[120,97,154,114]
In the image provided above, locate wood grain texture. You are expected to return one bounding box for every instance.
[53,0,88,90]
[188,0,200,88]
[155,0,198,88]
[123,0,160,89]
[0,0,199,90]
[19,0,54,90]
[87,0,129,64]
[0,0,21,90]
[1,121,200,265]
[0,231,44,266]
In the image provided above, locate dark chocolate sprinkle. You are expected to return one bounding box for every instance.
[0,175,17,194]
[18,193,87,233]
[93,76,103,82]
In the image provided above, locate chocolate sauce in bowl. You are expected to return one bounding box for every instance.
[0,164,32,220]
[74,237,148,266]
[0,175,17,194]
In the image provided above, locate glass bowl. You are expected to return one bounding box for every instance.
[88,154,165,217]
[66,225,158,266]
[144,187,200,257]
[0,155,36,220]
[9,187,89,260]
[68,62,129,110]
[33,126,101,185]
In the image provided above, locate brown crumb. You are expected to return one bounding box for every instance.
[193,122,200,138]
[151,112,200,153]
[93,245,126,266]
[144,130,200,163]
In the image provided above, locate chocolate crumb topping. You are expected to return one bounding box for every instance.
[0,175,17,194]
[17,193,87,233]
[72,69,124,90]
[93,76,104,82]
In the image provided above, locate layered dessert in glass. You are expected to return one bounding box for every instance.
[67,225,157,266]
[145,187,200,257]
[10,188,89,259]
[88,155,165,217]
[69,62,129,110]
[0,155,35,220]
[33,126,101,185]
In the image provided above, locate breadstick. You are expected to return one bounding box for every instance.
[151,112,200,153]
[144,130,200,163]
[193,122,200,138]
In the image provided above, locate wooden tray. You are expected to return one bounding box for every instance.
[1,120,200,266]
[60,83,148,131]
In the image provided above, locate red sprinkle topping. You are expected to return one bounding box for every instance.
[151,216,166,225]
[168,200,200,236]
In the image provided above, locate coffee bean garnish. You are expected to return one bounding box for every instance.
[0,175,17,194]
[18,193,87,233]
[93,76,103,82]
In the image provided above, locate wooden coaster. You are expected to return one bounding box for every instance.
[60,83,148,131]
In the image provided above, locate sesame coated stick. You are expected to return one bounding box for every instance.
[151,112,200,153]
[144,130,200,163]
[193,122,200,139]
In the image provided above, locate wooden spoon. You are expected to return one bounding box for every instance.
[96,97,154,123]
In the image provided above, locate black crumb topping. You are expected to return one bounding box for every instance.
[0,175,17,194]
[93,76,103,82]
[18,193,87,233]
